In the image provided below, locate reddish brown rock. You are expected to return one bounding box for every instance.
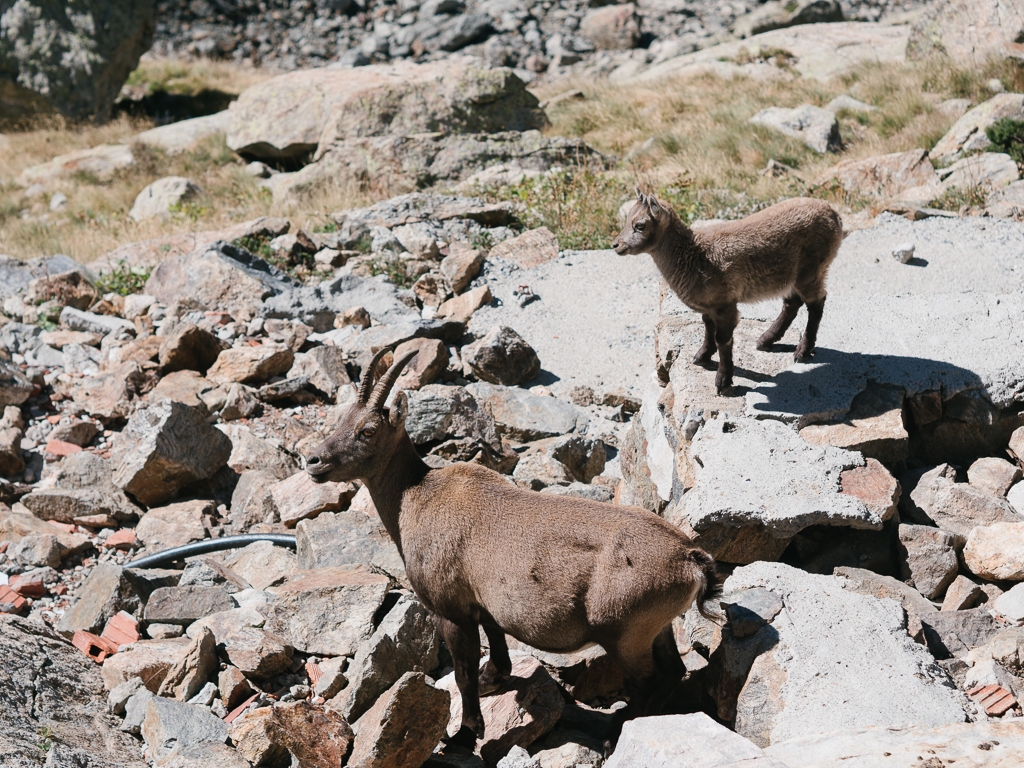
[270,471,356,528]
[393,337,449,391]
[222,627,294,680]
[964,522,1024,581]
[440,242,485,293]
[348,672,449,768]
[441,654,564,764]
[100,637,191,692]
[219,666,255,710]
[72,362,154,421]
[967,457,1021,497]
[941,575,985,612]
[159,323,229,374]
[157,626,218,701]
[207,345,294,385]
[435,284,492,324]
[136,499,213,553]
[266,702,354,768]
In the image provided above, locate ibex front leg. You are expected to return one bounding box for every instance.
[712,304,739,394]
[439,618,485,746]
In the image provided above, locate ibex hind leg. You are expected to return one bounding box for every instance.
[795,293,826,362]
[479,622,512,695]
[757,292,803,351]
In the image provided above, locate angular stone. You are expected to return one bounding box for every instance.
[270,471,356,528]
[219,666,255,710]
[939,152,1019,191]
[799,383,909,464]
[146,241,295,321]
[906,463,1021,540]
[185,607,264,644]
[0,359,33,406]
[158,742,253,768]
[141,697,230,765]
[146,369,217,410]
[528,434,606,484]
[606,712,784,768]
[968,457,1021,497]
[260,701,355,768]
[56,563,143,639]
[910,0,1024,65]
[712,563,965,748]
[940,575,985,612]
[111,401,231,506]
[964,522,1024,581]
[765,720,1024,768]
[230,707,290,766]
[463,326,541,386]
[49,419,100,447]
[930,93,1024,165]
[441,654,563,764]
[749,104,841,153]
[158,627,218,702]
[673,416,888,564]
[207,344,294,385]
[179,558,251,593]
[130,176,202,222]
[993,583,1024,622]
[228,469,281,531]
[814,148,939,202]
[136,499,213,553]
[222,627,293,680]
[263,566,392,656]
[144,586,235,626]
[101,637,191,692]
[0,616,146,767]
[440,242,485,294]
[72,361,153,421]
[348,672,450,768]
[332,594,441,722]
[394,337,449,391]
[467,382,585,441]
[289,345,352,398]
[312,656,348,699]
[488,227,559,270]
[898,524,959,600]
[436,284,493,324]
[218,424,299,479]
[920,608,1004,659]
[60,306,135,337]
[512,451,574,491]
[221,540,297,591]
[581,3,640,50]
[1011,481,1024,515]
[159,323,228,374]
[413,273,449,309]
[295,508,407,583]
[839,459,900,523]
[0,406,25,476]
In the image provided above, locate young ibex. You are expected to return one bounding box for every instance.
[305,349,721,746]
[612,190,843,394]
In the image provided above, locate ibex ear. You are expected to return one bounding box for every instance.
[646,194,662,217]
[635,185,644,200]
[388,390,409,430]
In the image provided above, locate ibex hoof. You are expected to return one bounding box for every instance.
[692,353,714,367]
[756,339,775,351]
[446,725,480,750]
[478,663,509,695]
[715,378,733,395]
[794,348,813,363]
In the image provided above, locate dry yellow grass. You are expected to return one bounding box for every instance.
[531,55,1022,213]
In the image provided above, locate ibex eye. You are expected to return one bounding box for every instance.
[634,222,645,231]
[361,426,376,437]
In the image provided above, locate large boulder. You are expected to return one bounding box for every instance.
[907,0,1024,66]
[733,0,843,39]
[110,401,232,506]
[0,0,155,121]
[701,562,966,748]
[0,615,145,767]
[930,94,1024,166]
[145,241,296,322]
[227,59,544,162]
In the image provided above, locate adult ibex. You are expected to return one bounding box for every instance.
[304,349,721,747]
[612,190,843,394]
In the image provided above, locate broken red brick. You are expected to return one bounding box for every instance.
[225,693,260,723]
[46,414,61,424]
[45,439,83,456]
[305,661,323,688]
[52,583,67,596]
[968,684,1018,716]
[9,573,46,598]
[103,529,139,550]
[0,584,28,614]
[102,610,140,647]
[72,631,119,663]
[0,541,8,554]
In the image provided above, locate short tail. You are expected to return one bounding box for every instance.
[692,549,724,623]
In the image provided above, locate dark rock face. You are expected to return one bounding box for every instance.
[0,0,155,121]
[0,615,145,767]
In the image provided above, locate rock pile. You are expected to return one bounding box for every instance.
[0,191,647,767]
[145,0,930,75]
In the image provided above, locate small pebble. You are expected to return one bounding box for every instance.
[892,242,915,264]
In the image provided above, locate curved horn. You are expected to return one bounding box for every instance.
[358,348,391,403]
[367,350,418,410]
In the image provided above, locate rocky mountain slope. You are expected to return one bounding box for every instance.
[3,1,1024,767]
